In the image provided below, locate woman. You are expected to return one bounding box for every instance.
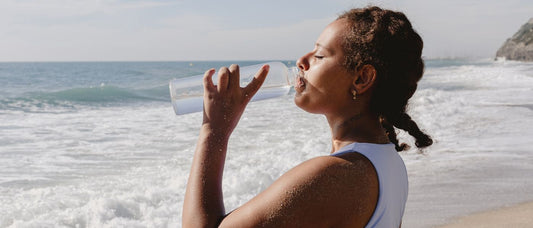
[182,6,432,228]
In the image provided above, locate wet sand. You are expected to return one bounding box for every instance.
[437,201,533,228]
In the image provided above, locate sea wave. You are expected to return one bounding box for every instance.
[0,85,170,112]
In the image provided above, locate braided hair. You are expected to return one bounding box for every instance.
[338,6,433,151]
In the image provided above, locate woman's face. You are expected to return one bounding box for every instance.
[295,18,356,115]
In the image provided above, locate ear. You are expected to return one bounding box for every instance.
[352,64,377,94]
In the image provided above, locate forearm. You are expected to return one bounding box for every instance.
[183,125,229,228]
[182,63,268,227]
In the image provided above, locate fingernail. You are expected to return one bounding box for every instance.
[263,65,270,71]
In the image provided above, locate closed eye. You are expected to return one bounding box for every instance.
[314,55,324,59]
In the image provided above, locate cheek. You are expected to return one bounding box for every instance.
[294,82,345,114]
[294,64,354,113]
[313,74,350,100]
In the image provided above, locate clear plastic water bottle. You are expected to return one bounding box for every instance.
[169,62,297,115]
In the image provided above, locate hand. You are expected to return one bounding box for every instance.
[201,64,269,138]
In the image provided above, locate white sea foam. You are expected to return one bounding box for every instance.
[1,60,532,227]
[402,60,533,227]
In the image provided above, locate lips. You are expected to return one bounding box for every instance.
[294,73,306,93]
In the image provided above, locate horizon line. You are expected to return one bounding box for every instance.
[0,57,495,63]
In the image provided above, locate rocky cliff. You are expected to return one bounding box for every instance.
[496,18,533,61]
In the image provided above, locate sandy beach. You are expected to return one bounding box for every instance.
[438,201,533,228]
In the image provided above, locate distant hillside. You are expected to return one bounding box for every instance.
[496,18,533,61]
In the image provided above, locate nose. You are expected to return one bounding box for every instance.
[296,53,310,71]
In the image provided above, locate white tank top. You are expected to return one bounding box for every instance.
[332,142,408,228]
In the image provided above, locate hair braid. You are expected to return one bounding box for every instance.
[385,112,433,149]
[380,117,409,151]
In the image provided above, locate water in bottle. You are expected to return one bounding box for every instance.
[169,62,297,115]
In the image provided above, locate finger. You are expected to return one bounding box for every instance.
[243,64,269,99]
[203,68,216,93]
[228,64,240,90]
[217,67,229,94]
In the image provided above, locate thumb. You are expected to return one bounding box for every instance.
[243,64,269,100]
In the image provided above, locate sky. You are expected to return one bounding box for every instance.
[0,0,532,61]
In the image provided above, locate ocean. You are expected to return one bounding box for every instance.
[1,59,532,227]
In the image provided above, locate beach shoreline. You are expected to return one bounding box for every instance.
[437,201,533,228]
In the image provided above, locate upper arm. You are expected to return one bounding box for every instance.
[218,154,378,228]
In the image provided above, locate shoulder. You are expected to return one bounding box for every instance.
[219,154,378,228]
[289,154,378,192]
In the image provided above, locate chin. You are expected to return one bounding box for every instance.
[293,95,323,114]
[293,94,307,110]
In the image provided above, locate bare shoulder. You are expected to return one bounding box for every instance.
[219,154,378,228]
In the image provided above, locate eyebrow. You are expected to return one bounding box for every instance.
[315,43,334,54]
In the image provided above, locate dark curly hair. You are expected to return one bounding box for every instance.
[338,6,433,151]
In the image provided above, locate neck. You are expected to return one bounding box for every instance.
[326,111,389,153]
